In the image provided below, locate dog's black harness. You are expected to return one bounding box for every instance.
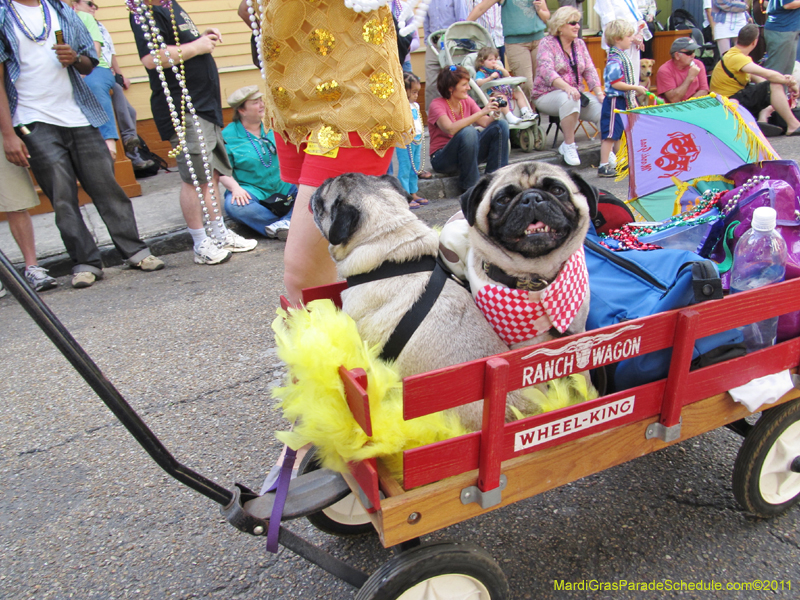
[346,256,449,362]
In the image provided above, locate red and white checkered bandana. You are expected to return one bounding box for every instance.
[475,247,588,346]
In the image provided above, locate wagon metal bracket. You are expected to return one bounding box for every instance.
[646,419,682,442]
[461,475,507,509]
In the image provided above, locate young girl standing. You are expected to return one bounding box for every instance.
[474,47,537,125]
[397,73,429,208]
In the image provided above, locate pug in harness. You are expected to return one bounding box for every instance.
[459,162,597,349]
[311,173,528,430]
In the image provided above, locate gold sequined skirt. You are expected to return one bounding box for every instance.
[260,0,414,156]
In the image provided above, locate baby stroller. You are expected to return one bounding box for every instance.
[428,22,545,152]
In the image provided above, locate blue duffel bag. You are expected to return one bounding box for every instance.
[584,227,744,393]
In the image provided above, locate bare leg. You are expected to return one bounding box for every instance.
[283,184,337,306]
[512,88,532,111]
[600,138,614,164]
[6,210,38,267]
[561,112,580,145]
[769,82,800,133]
[179,181,207,230]
[717,38,731,54]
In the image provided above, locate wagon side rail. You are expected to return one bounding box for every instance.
[358,278,800,545]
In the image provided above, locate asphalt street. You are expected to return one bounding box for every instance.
[1,166,799,600]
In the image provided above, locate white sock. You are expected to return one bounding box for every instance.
[599,162,609,167]
[188,228,207,250]
[505,111,521,124]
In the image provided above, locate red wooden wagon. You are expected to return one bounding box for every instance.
[2,251,798,600]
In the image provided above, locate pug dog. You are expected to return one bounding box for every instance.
[459,161,597,350]
[312,172,527,430]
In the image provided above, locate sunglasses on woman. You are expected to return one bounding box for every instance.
[568,21,581,26]
[85,1,98,8]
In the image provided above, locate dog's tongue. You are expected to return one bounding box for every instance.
[526,221,546,234]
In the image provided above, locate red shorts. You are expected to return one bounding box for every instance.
[274,132,394,188]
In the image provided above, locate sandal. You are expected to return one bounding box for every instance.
[418,170,433,179]
[409,200,422,209]
[414,197,429,205]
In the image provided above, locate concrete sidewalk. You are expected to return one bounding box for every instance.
[0,134,604,278]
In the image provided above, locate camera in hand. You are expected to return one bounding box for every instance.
[495,97,508,108]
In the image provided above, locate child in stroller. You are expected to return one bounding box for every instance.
[474,47,537,125]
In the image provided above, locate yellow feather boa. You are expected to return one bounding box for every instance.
[271,300,596,479]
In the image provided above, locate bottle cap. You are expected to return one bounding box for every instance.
[752,206,777,231]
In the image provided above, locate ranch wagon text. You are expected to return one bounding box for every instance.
[521,335,642,386]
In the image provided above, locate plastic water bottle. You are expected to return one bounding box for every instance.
[729,207,788,352]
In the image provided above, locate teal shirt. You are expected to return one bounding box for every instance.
[222,121,292,201]
[500,0,547,45]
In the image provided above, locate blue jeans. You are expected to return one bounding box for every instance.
[224,186,296,235]
[430,120,509,192]
[83,66,117,140]
[396,143,421,194]
[22,123,150,274]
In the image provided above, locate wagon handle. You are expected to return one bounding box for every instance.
[0,250,234,507]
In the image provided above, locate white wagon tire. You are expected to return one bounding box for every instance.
[356,541,509,600]
[732,399,800,517]
[298,447,376,536]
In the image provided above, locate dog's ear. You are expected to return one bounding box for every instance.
[460,173,494,226]
[327,198,361,246]
[568,170,599,220]
[378,174,414,202]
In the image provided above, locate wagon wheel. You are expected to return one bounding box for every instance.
[298,447,376,536]
[532,124,546,151]
[732,399,800,518]
[355,541,509,600]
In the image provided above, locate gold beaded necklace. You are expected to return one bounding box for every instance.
[166,4,188,159]
[446,98,463,122]
[8,0,52,46]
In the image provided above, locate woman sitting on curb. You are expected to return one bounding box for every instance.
[220,86,295,240]
[428,66,510,193]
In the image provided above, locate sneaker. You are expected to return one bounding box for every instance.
[0,281,6,298]
[558,141,580,166]
[194,237,232,265]
[24,265,58,291]
[221,230,258,253]
[123,136,141,154]
[520,107,537,121]
[72,272,96,289]
[131,158,156,170]
[597,164,616,178]
[608,150,617,168]
[132,255,165,271]
[265,218,291,241]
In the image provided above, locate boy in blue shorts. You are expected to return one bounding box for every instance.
[599,20,649,177]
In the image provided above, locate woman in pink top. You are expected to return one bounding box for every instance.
[428,66,509,192]
[530,7,604,167]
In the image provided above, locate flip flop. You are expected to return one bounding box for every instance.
[418,170,433,179]
[414,197,429,205]
[757,122,784,137]
[409,200,422,209]
[786,128,800,137]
